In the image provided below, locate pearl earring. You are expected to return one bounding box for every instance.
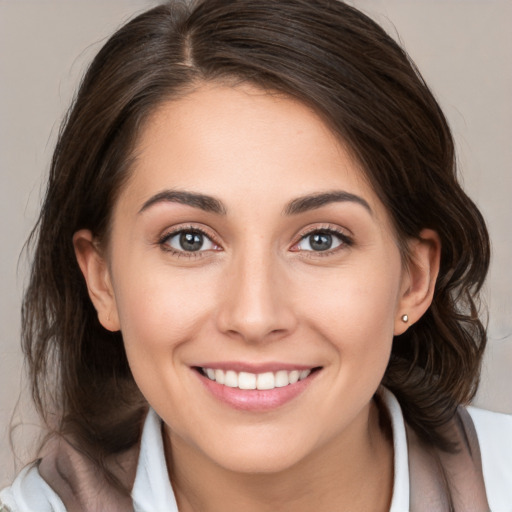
[401,314,409,323]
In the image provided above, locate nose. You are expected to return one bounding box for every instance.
[215,246,298,344]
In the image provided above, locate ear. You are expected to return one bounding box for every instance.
[394,229,441,335]
[73,229,120,332]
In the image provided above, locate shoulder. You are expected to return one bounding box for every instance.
[467,406,512,510]
[0,463,66,512]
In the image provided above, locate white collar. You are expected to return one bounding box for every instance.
[131,388,410,511]
[131,409,179,512]
[381,387,410,512]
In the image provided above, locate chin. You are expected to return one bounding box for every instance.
[213,448,307,475]
[197,430,318,475]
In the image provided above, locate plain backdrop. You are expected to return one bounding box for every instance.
[1,0,511,486]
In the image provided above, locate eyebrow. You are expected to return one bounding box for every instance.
[138,189,372,217]
[284,191,372,216]
[138,190,227,215]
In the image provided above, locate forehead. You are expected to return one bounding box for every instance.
[120,83,386,220]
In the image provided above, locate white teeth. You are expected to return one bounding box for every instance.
[256,372,275,390]
[238,372,257,390]
[299,370,311,380]
[289,370,300,384]
[202,367,313,390]
[275,370,289,388]
[224,370,238,388]
[214,369,225,385]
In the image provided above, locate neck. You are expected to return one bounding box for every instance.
[165,399,393,512]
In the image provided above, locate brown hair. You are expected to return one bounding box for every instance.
[23,0,489,477]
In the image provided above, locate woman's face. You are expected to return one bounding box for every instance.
[79,84,432,474]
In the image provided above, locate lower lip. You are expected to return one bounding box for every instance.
[195,370,319,411]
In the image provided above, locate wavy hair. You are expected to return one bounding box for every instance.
[23,0,489,481]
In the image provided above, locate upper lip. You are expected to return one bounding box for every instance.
[194,362,319,373]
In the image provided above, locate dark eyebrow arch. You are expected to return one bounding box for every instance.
[138,190,227,215]
[284,191,372,216]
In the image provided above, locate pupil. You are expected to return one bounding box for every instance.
[180,232,203,251]
[310,233,332,251]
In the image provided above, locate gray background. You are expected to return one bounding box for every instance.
[1,0,511,485]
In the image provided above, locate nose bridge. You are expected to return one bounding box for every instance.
[217,239,295,342]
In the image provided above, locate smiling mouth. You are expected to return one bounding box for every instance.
[197,367,320,391]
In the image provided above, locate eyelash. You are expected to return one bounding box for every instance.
[157,224,353,258]
[291,225,354,256]
[158,225,220,258]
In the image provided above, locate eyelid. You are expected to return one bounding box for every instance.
[290,224,353,253]
[157,224,222,256]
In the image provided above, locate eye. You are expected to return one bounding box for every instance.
[294,229,350,252]
[163,229,218,253]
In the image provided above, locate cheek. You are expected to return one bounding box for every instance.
[298,257,402,359]
[111,264,220,416]
[112,263,217,359]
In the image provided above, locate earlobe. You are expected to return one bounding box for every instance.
[73,229,120,332]
[394,229,441,335]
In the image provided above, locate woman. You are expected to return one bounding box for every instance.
[1,0,511,510]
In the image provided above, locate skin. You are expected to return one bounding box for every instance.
[74,83,440,512]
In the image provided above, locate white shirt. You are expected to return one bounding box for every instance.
[2,389,512,511]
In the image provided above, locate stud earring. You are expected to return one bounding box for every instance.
[401,314,409,323]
